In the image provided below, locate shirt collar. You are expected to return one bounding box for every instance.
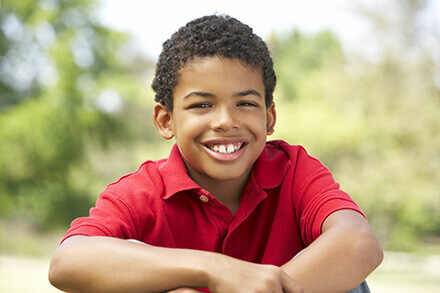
[250,140,291,190]
[158,141,290,199]
[158,144,201,199]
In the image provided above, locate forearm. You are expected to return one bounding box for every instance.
[282,210,383,293]
[49,235,213,293]
[49,235,303,293]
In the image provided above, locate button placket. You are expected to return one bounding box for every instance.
[199,194,209,203]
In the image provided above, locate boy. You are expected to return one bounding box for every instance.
[49,14,383,293]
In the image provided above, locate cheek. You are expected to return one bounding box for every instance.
[173,116,206,141]
[246,115,268,134]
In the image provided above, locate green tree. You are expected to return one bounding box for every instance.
[0,0,154,228]
[345,0,440,250]
[269,29,344,102]
[270,0,440,251]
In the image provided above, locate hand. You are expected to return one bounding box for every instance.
[207,256,303,293]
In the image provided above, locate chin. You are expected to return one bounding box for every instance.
[206,167,251,182]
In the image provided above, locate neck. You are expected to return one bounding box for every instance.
[207,180,244,215]
[188,171,251,216]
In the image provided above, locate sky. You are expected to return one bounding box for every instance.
[96,0,370,60]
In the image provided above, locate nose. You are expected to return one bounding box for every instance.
[211,106,240,132]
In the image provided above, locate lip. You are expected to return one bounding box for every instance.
[201,138,248,162]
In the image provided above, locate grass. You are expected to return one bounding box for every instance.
[368,269,440,293]
[367,250,440,293]
[0,219,64,292]
[0,255,60,293]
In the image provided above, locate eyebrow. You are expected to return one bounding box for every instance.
[183,90,262,100]
[182,91,215,100]
[235,90,263,99]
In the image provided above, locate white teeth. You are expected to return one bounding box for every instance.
[208,143,242,154]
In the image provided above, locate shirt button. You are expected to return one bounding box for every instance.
[199,195,209,202]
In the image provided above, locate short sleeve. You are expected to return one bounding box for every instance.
[60,161,162,244]
[61,190,140,243]
[290,146,364,245]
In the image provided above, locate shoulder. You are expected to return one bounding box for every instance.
[252,140,317,188]
[265,139,303,155]
[104,144,197,202]
[105,158,166,198]
[265,140,322,166]
[264,140,331,182]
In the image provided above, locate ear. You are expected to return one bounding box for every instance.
[152,103,174,140]
[266,102,276,136]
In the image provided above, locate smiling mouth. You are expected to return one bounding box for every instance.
[205,143,245,155]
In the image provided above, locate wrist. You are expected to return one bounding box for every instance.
[179,249,223,289]
[200,251,230,289]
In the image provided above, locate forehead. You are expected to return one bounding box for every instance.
[176,57,264,91]
[181,56,259,72]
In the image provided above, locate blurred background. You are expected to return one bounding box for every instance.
[0,0,439,291]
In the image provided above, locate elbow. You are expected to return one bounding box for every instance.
[370,238,384,270]
[48,250,68,291]
[49,245,83,292]
[353,225,384,274]
[48,236,91,292]
[48,256,61,290]
[370,240,384,271]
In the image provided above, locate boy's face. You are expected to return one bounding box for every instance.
[154,57,276,188]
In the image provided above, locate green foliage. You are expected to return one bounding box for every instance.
[270,24,440,251]
[0,0,438,253]
[269,30,343,101]
[0,0,153,228]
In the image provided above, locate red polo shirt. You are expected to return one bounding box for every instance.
[62,140,363,266]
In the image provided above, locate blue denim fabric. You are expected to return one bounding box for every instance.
[346,280,370,293]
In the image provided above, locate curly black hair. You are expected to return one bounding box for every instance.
[151,14,277,111]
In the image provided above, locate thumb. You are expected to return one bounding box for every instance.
[281,272,303,293]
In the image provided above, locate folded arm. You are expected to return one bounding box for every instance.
[49,235,208,293]
[281,209,383,292]
[49,235,302,293]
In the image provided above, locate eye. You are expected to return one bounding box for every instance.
[188,103,212,109]
[237,101,258,107]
